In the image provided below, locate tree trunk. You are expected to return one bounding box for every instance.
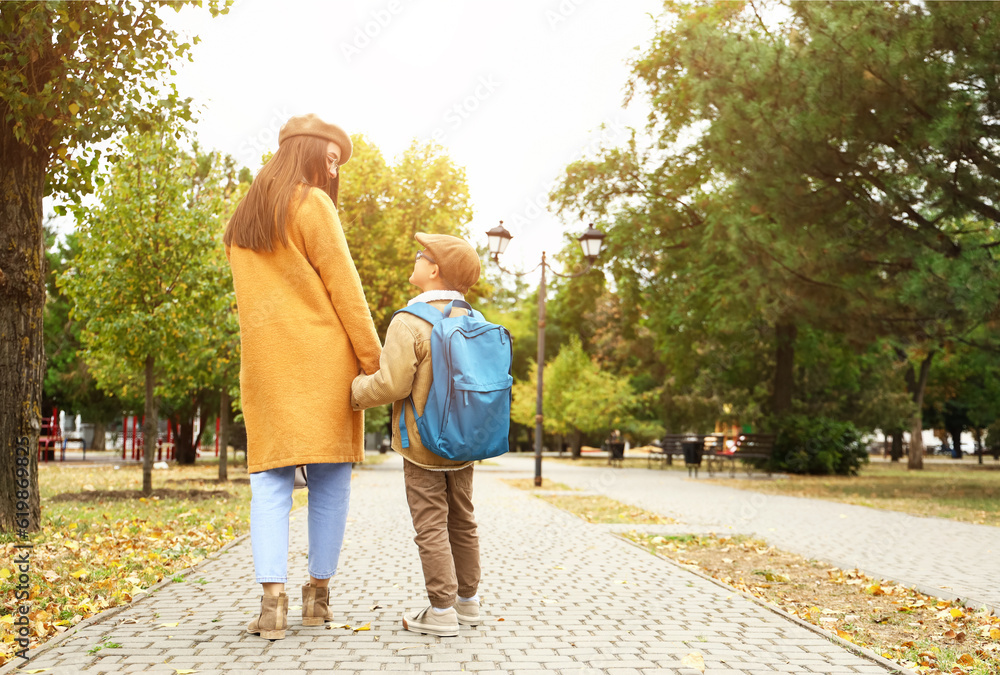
[569,428,582,459]
[772,321,797,416]
[973,428,983,465]
[906,352,934,471]
[889,430,903,463]
[142,355,157,496]
[948,427,963,460]
[174,416,198,465]
[92,420,107,451]
[218,389,230,482]
[0,133,47,533]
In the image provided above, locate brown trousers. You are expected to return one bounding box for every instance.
[403,459,480,608]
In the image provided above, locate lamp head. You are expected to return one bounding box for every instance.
[486,220,513,259]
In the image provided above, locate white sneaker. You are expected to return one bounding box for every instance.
[454,598,480,626]
[402,606,459,637]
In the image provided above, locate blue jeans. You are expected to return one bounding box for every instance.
[249,463,352,583]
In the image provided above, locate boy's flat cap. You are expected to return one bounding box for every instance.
[278,114,353,165]
[415,233,481,294]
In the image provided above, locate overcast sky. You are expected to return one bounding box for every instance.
[154,0,663,268]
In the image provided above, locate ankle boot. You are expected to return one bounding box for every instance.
[247,592,288,640]
[301,583,333,626]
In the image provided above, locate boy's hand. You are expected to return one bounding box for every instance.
[351,374,368,411]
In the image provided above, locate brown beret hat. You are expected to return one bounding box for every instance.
[415,232,481,294]
[278,114,353,165]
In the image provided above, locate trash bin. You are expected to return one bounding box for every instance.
[682,441,703,477]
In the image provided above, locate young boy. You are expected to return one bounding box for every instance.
[351,232,483,637]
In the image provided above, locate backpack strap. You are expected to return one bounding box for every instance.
[399,397,415,448]
[392,301,445,326]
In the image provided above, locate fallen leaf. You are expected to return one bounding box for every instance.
[0,569,9,580]
[70,568,88,579]
[159,622,179,628]
[352,622,371,633]
[174,670,198,674]
[681,652,706,673]
[991,628,1000,640]
[370,603,382,611]
[22,670,50,674]
[956,654,975,666]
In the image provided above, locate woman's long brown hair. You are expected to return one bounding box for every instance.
[224,135,340,252]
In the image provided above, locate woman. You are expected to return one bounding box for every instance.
[224,114,382,640]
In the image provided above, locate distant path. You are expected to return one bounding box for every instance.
[514,455,1000,613]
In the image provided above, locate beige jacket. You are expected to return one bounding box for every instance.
[227,187,382,473]
[351,299,472,470]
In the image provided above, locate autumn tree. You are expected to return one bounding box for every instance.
[61,128,232,495]
[511,338,656,456]
[0,0,229,530]
[340,137,474,336]
[552,0,1000,469]
[43,228,127,450]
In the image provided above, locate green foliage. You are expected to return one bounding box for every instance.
[549,0,1000,439]
[511,337,653,440]
[43,227,129,421]
[770,415,868,476]
[340,137,474,337]
[363,404,390,435]
[0,0,231,199]
[59,127,236,407]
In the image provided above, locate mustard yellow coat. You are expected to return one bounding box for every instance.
[227,187,382,473]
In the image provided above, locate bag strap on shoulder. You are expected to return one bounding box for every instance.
[392,302,445,326]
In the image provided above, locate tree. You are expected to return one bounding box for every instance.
[924,331,1000,463]
[0,0,229,531]
[340,138,474,336]
[551,0,1000,469]
[61,128,231,494]
[43,228,126,450]
[511,338,656,456]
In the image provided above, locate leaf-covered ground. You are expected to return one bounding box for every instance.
[0,461,309,665]
[626,532,1000,675]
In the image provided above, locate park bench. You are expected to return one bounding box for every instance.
[650,434,724,477]
[648,434,687,469]
[706,433,776,478]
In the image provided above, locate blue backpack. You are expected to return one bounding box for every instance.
[395,300,513,462]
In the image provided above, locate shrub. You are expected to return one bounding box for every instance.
[769,415,868,475]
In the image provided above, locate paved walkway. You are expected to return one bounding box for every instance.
[523,455,1000,613]
[15,454,901,674]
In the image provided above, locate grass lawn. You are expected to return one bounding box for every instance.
[0,454,383,665]
[708,458,1000,527]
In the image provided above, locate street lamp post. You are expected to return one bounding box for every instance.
[486,221,605,486]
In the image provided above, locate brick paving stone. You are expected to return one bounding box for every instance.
[526,455,1000,613]
[8,454,912,675]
